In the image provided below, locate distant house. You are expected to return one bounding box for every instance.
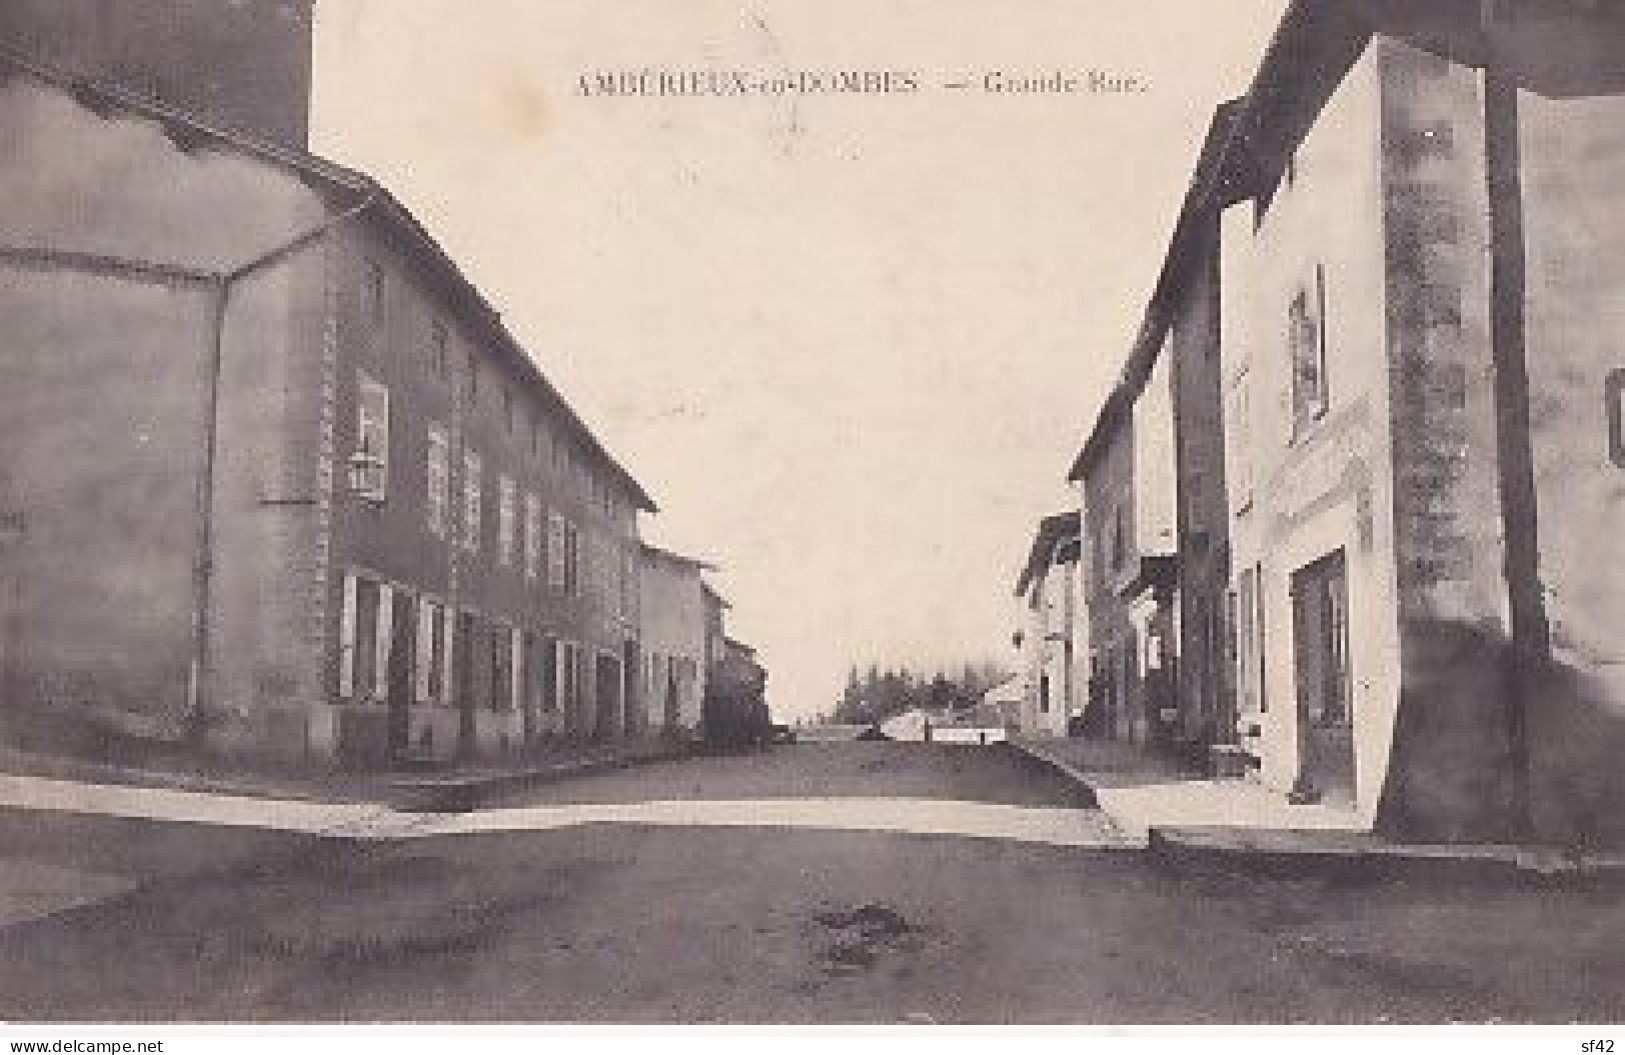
[1066,104,1243,768]
[701,582,730,672]
[980,675,1024,732]
[638,545,714,739]
[1013,512,1082,739]
[880,704,1006,745]
[703,636,769,747]
[936,702,1010,745]
[879,708,939,742]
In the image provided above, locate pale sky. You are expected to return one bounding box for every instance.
[310,0,1288,718]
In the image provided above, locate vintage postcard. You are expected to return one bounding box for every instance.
[0,0,1623,1039]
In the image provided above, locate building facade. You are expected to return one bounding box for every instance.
[0,45,677,770]
[1070,368,1180,749]
[1211,1,1625,843]
[1053,1,1625,845]
[638,545,709,739]
[1013,512,1081,739]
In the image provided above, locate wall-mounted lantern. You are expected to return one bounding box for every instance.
[346,450,386,504]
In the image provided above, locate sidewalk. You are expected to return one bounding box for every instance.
[0,774,1131,849]
[1015,734,1358,838]
[0,738,693,812]
[1012,735,1625,880]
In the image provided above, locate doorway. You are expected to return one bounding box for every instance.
[454,612,476,757]
[594,652,623,741]
[1291,550,1355,804]
[385,588,414,761]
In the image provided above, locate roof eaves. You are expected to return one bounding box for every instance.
[1066,96,1257,486]
[1015,511,1082,596]
[641,542,720,573]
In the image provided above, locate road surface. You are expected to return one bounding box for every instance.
[0,742,1621,1023]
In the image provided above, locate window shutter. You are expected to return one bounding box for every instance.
[511,627,526,715]
[375,583,394,701]
[338,572,358,699]
[415,598,435,703]
[548,513,566,588]
[441,607,457,707]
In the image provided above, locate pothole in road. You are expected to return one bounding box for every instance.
[812,903,920,974]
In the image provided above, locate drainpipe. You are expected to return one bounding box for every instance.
[1481,0,1546,841]
[184,193,377,744]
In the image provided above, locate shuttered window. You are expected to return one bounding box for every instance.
[497,475,517,568]
[1290,264,1330,434]
[426,424,449,537]
[548,512,567,589]
[524,494,543,580]
[462,449,482,553]
[355,371,390,502]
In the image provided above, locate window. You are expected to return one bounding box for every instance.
[524,494,543,580]
[415,596,447,705]
[497,474,517,568]
[1608,368,1625,469]
[466,350,479,407]
[426,424,450,538]
[620,547,638,616]
[429,320,449,378]
[462,448,483,553]
[542,637,560,714]
[365,260,386,325]
[1290,264,1329,433]
[503,387,517,435]
[557,639,583,732]
[354,371,390,502]
[489,623,514,713]
[548,512,567,590]
[565,521,582,596]
[565,637,585,728]
[339,573,386,703]
[531,419,544,459]
[453,611,476,711]
[1110,503,1129,573]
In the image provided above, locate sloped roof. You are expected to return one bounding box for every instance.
[980,675,1023,706]
[701,580,732,611]
[1066,100,1245,484]
[1064,0,1625,486]
[0,45,658,513]
[1015,510,1081,597]
[641,542,720,573]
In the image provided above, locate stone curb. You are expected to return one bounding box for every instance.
[0,743,697,814]
[1146,825,1625,886]
[1010,739,1625,884]
[386,746,693,812]
[1006,739,1101,809]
